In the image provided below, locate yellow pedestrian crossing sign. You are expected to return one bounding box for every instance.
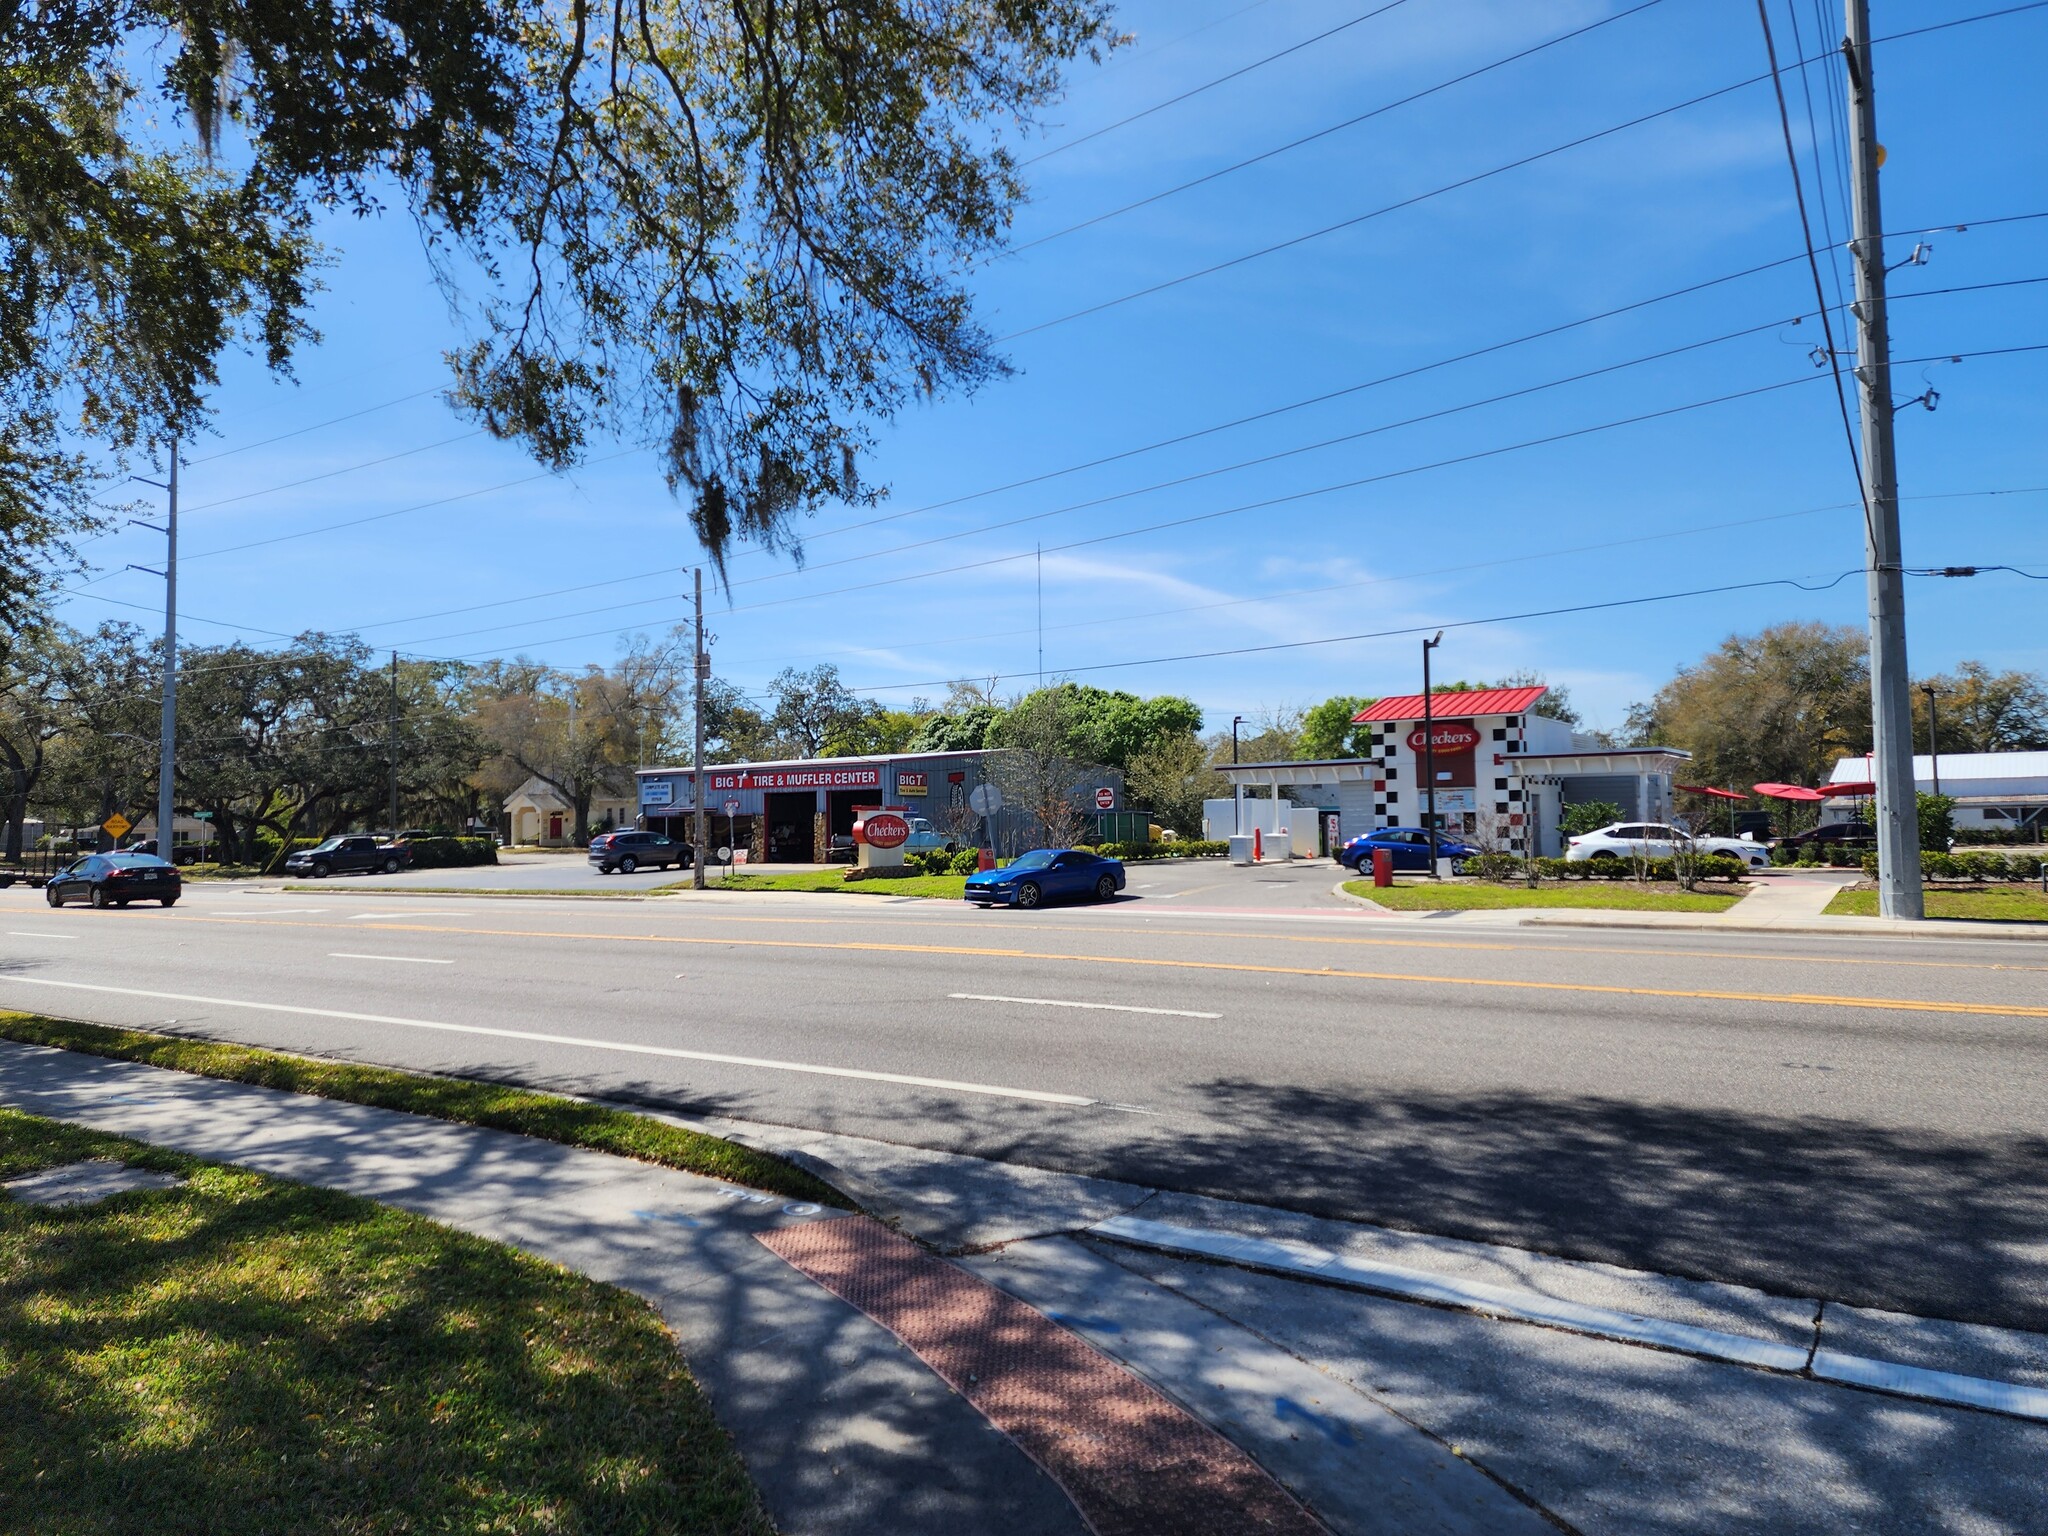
[101,812,132,840]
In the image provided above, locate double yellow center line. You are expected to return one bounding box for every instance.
[168,914,2048,1020]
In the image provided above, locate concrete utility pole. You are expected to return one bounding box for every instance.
[1920,683,1941,794]
[388,651,400,837]
[157,441,178,860]
[692,567,708,890]
[1422,632,1443,878]
[1843,0,1923,918]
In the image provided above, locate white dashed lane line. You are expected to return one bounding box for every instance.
[327,953,453,965]
[950,993,1222,1019]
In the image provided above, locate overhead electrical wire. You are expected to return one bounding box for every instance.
[1020,0,1414,166]
[998,4,2048,345]
[1009,0,1666,255]
[186,386,449,465]
[181,430,486,514]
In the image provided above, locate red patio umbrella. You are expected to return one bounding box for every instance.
[1676,785,1748,801]
[1753,782,1825,839]
[1823,780,1877,797]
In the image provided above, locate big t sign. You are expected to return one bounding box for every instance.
[1406,720,1480,755]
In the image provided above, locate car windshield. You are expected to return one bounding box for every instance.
[309,837,344,852]
[1008,850,1056,871]
[106,854,169,868]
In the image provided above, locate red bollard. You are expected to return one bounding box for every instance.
[976,847,995,872]
[1372,847,1393,887]
[1253,826,1263,862]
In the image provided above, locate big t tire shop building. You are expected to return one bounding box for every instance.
[633,750,1124,864]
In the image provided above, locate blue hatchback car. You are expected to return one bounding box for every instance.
[965,848,1126,909]
[1340,827,1479,873]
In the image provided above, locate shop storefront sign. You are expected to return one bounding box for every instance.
[1406,721,1480,755]
[691,766,882,792]
[898,770,928,796]
[641,781,674,806]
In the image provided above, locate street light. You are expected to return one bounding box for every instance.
[1421,632,1444,878]
[1919,684,1941,795]
[1231,716,1245,835]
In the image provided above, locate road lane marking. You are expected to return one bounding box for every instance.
[0,976,1098,1107]
[347,909,473,919]
[950,993,1221,1019]
[6,931,79,940]
[151,914,2048,1020]
[327,952,452,965]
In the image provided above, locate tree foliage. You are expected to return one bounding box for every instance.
[6,0,1120,598]
[1911,662,2048,753]
[1298,696,1374,759]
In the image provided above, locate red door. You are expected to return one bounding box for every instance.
[548,812,564,841]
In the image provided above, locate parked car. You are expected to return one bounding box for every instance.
[125,838,209,866]
[284,836,411,878]
[1565,822,1771,869]
[903,816,957,853]
[1339,827,1480,874]
[588,829,693,874]
[1773,820,1876,852]
[44,852,181,908]
[964,848,1125,908]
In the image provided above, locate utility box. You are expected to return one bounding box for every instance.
[1094,810,1150,846]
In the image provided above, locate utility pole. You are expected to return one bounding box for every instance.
[388,651,400,838]
[1422,631,1443,878]
[692,567,708,890]
[1036,544,1044,687]
[1844,0,1923,917]
[159,440,177,863]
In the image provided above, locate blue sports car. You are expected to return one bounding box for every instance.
[965,848,1126,908]
[1340,827,1479,873]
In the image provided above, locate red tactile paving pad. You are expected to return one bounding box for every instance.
[757,1215,1327,1536]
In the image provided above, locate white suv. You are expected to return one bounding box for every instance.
[1565,822,1770,869]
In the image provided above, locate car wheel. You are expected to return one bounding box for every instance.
[381,856,401,873]
[161,896,178,908]
[598,863,614,875]
[619,855,638,874]
[1589,850,1619,864]
[45,886,61,907]
[680,849,694,868]
[310,862,331,878]
[90,887,110,909]
[1015,881,1042,908]
[1449,858,1467,876]
[1094,875,1117,901]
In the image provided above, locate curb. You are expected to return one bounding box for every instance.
[1520,914,2048,942]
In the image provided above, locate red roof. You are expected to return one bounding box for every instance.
[1353,685,1548,723]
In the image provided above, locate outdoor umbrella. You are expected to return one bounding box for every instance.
[1676,784,1748,834]
[1753,783,1825,839]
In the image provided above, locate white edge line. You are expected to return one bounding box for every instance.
[1092,1216,2048,1422]
[949,993,1222,1019]
[327,953,453,965]
[1812,1350,2048,1421]
[7,931,80,939]
[0,975,1095,1107]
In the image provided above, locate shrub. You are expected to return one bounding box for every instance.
[1560,801,1624,838]
[1515,854,1744,883]
[1918,792,1956,853]
[949,847,983,876]
[1094,839,1227,861]
[398,836,497,870]
[1952,827,2031,846]
[1771,842,1799,866]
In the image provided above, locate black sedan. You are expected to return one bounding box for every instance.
[44,852,182,908]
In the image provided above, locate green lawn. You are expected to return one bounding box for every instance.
[1825,886,2048,922]
[1346,880,1746,913]
[675,870,969,899]
[0,1014,839,1207]
[0,1110,772,1536]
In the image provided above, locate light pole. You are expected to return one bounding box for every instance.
[1422,632,1444,877]
[1920,684,1940,795]
[1231,716,1244,835]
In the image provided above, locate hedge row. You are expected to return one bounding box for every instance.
[1859,850,2045,882]
[401,836,498,869]
[1462,853,1750,883]
[1088,839,1228,861]
[1771,844,1867,868]
[1951,828,2047,847]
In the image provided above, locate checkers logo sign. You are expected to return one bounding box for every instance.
[1405,721,1480,755]
[858,812,911,850]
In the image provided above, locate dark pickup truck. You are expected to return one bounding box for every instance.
[283,835,412,878]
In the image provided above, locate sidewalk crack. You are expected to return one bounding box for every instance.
[1805,1298,1827,1372]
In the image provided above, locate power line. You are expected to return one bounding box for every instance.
[1755,0,1867,510]
[1021,0,1414,167]
[181,430,485,515]
[999,4,2048,345]
[186,387,449,465]
[1009,0,1666,255]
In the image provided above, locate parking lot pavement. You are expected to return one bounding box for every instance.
[332,853,694,892]
[1118,856,1359,911]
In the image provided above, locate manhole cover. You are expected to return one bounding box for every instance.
[3,1160,185,1207]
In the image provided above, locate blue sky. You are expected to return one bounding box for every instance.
[63,0,2048,736]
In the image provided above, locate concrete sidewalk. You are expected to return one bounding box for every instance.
[0,1039,1537,1536]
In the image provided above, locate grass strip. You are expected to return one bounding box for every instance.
[0,1011,841,1208]
[1347,880,1745,913]
[0,1110,774,1536]
[1825,886,2048,922]
[665,871,969,899]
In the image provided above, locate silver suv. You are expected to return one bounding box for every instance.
[588,830,693,874]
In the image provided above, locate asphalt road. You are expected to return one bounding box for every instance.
[5,876,2047,1331]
